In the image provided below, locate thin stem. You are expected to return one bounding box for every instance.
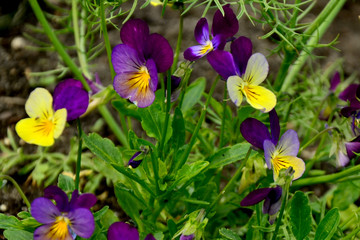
[171,14,183,74]
[206,147,252,214]
[75,119,83,190]
[159,71,172,158]
[0,175,31,209]
[219,85,228,148]
[299,127,337,154]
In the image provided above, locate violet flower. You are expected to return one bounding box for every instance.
[184,5,238,61]
[339,136,360,167]
[112,19,173,108]
[339,84,360,135]
[180,234,195,240]
[107,222,155,240]
[128,151,142,168]
[207,36,276,112]
[31,186,96,240]
[53,79,89,121]
[240,186,282,224]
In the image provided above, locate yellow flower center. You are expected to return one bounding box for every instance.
[200,41,214,55]
[242,85,260,101]
[47,216,71,240]
[128,66,151,94]
[34,118,55,137]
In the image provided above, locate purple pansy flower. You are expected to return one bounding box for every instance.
[107,222,155,240]
[112,19,173,108]
[207,36,276,112]
[31,186,96,240]
[338,136,360,167]
[339,84,360,135]
[180,234,195,240]
[184,5,238,61]
[128,151,142,168]
[240,186,282,224]
[53,79,89,121]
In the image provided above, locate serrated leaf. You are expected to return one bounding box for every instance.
[170,161,209,190]
[219,228,241,240]
[181,77,206,113]
[314,208,340,240]
[290,191,312,240]
[17,211,31,219]
[57,174,75,192]
[3,229,33,240]
[208,143,251,169]
[83,133,122,165]
[0,213,22,229]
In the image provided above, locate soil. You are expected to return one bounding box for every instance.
[0,0,360,237]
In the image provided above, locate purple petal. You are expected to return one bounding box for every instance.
[145,234,156,240]
[263,186,282,215]
[69,190,97,210]
[339,84,360,102]
[180,234,195,240]
[211,34,226,51]
[230,36,252,75]
[184,45,209,61]
[31,197,60,224]
[120,19,149,56]
[107,222,139,240]
[34,224,73,240]
[53,84,89,121]
[68,208,95,238]
[111,44,145,74]
[240,118,271,150]
[144,33,173,73]
[43,186,69,212]
[207,50,237,79]
[264,140,275,169]
[194,18,210,44]
[345,141,360,160]
[128,151,142,168]
[338,151,350,167]
[240,188,272,206]
[84,73,102,94]
[329,71,340,92]
[269,109,280,145]
[212,5,239,39]
[276,129,300,156]
[340,106,358,118]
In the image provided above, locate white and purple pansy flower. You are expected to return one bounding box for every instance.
[207,36,277,112]
[184,5,239,61]
[112,19,173,108]
[30,186,96,240]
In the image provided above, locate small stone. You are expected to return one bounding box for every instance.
[0,204,7,212]
[11,37,27,50]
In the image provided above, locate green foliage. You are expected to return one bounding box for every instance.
[314,208,340,240]
[290,191,312,240]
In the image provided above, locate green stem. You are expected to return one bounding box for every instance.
[150,150,161,195]
[75,119,83,190]
[206,147,252,214]
[299,127,337,154]
[0,175,31,209]
[271,177,291,240]
[177,76,220,170]
[100,0,116,79]
[292,164,360,188]
[171,14,183,74]
[219,85,228,148]
[342,228,360,240]
[159,71,172,158]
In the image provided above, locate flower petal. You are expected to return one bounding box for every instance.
[194,18,210,44]
[212,5,239,38]
[144,33,173,73]
[111,44,145,74]
[269,109,280,145]
[338,151,350,167]
[211,34,226,50]
[207,50,237,79]
[345,141,360,160]
[276,129,300,157]
[107,222,139,240]
[227,75,243,107]
[243,85,276,113]
[53,109,67,138]
[180,234,195,240]
[339,84,359,102]
[67,208,95,238]
[69,191,97,210]
[329,71,340,92]
[272,155,305,181]
[44,186,69,212]
[145,234,157,240]
[264,139,275,169]
[184,45,209,61]
[120,19,149,56]
[25,88,54,119]
[31,197,60,224]
[240,188,272,206]
[15,118,55,146]
[33,224,73,240]
[128,151,142,168]
[230,36,252,76]
[240,118,271,150]
[263,186,282,215]
[243,53,269,86]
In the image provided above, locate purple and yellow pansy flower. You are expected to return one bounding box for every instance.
[112,19,173,108]
[15,88,67,147]
[184,5,239,61]
[31,186,96,240]
[208,36,276,112]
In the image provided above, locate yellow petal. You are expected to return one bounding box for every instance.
[53,109,67,138]
[272,155,305,181]
[15,118,55,146]
[25,88,54,119]
[242,85,276,113]
[227,76,244,107]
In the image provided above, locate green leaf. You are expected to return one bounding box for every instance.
[3,229,33,240]
[314,208,340,240]
[167,219,178,238]
[219,228,241,240]
[17,211,31,219]
[172,107,185,150]
[208,143,251,169]
[112,99,141,120]
[93,206,110,221]
[57,174,75,192]
[170,161,209,190]
[100,209,118,229]
[332,181,360,211]
[83,133,122,165]
[290,191,312,240]
[0,213,22,229]
[181,77,206,113]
